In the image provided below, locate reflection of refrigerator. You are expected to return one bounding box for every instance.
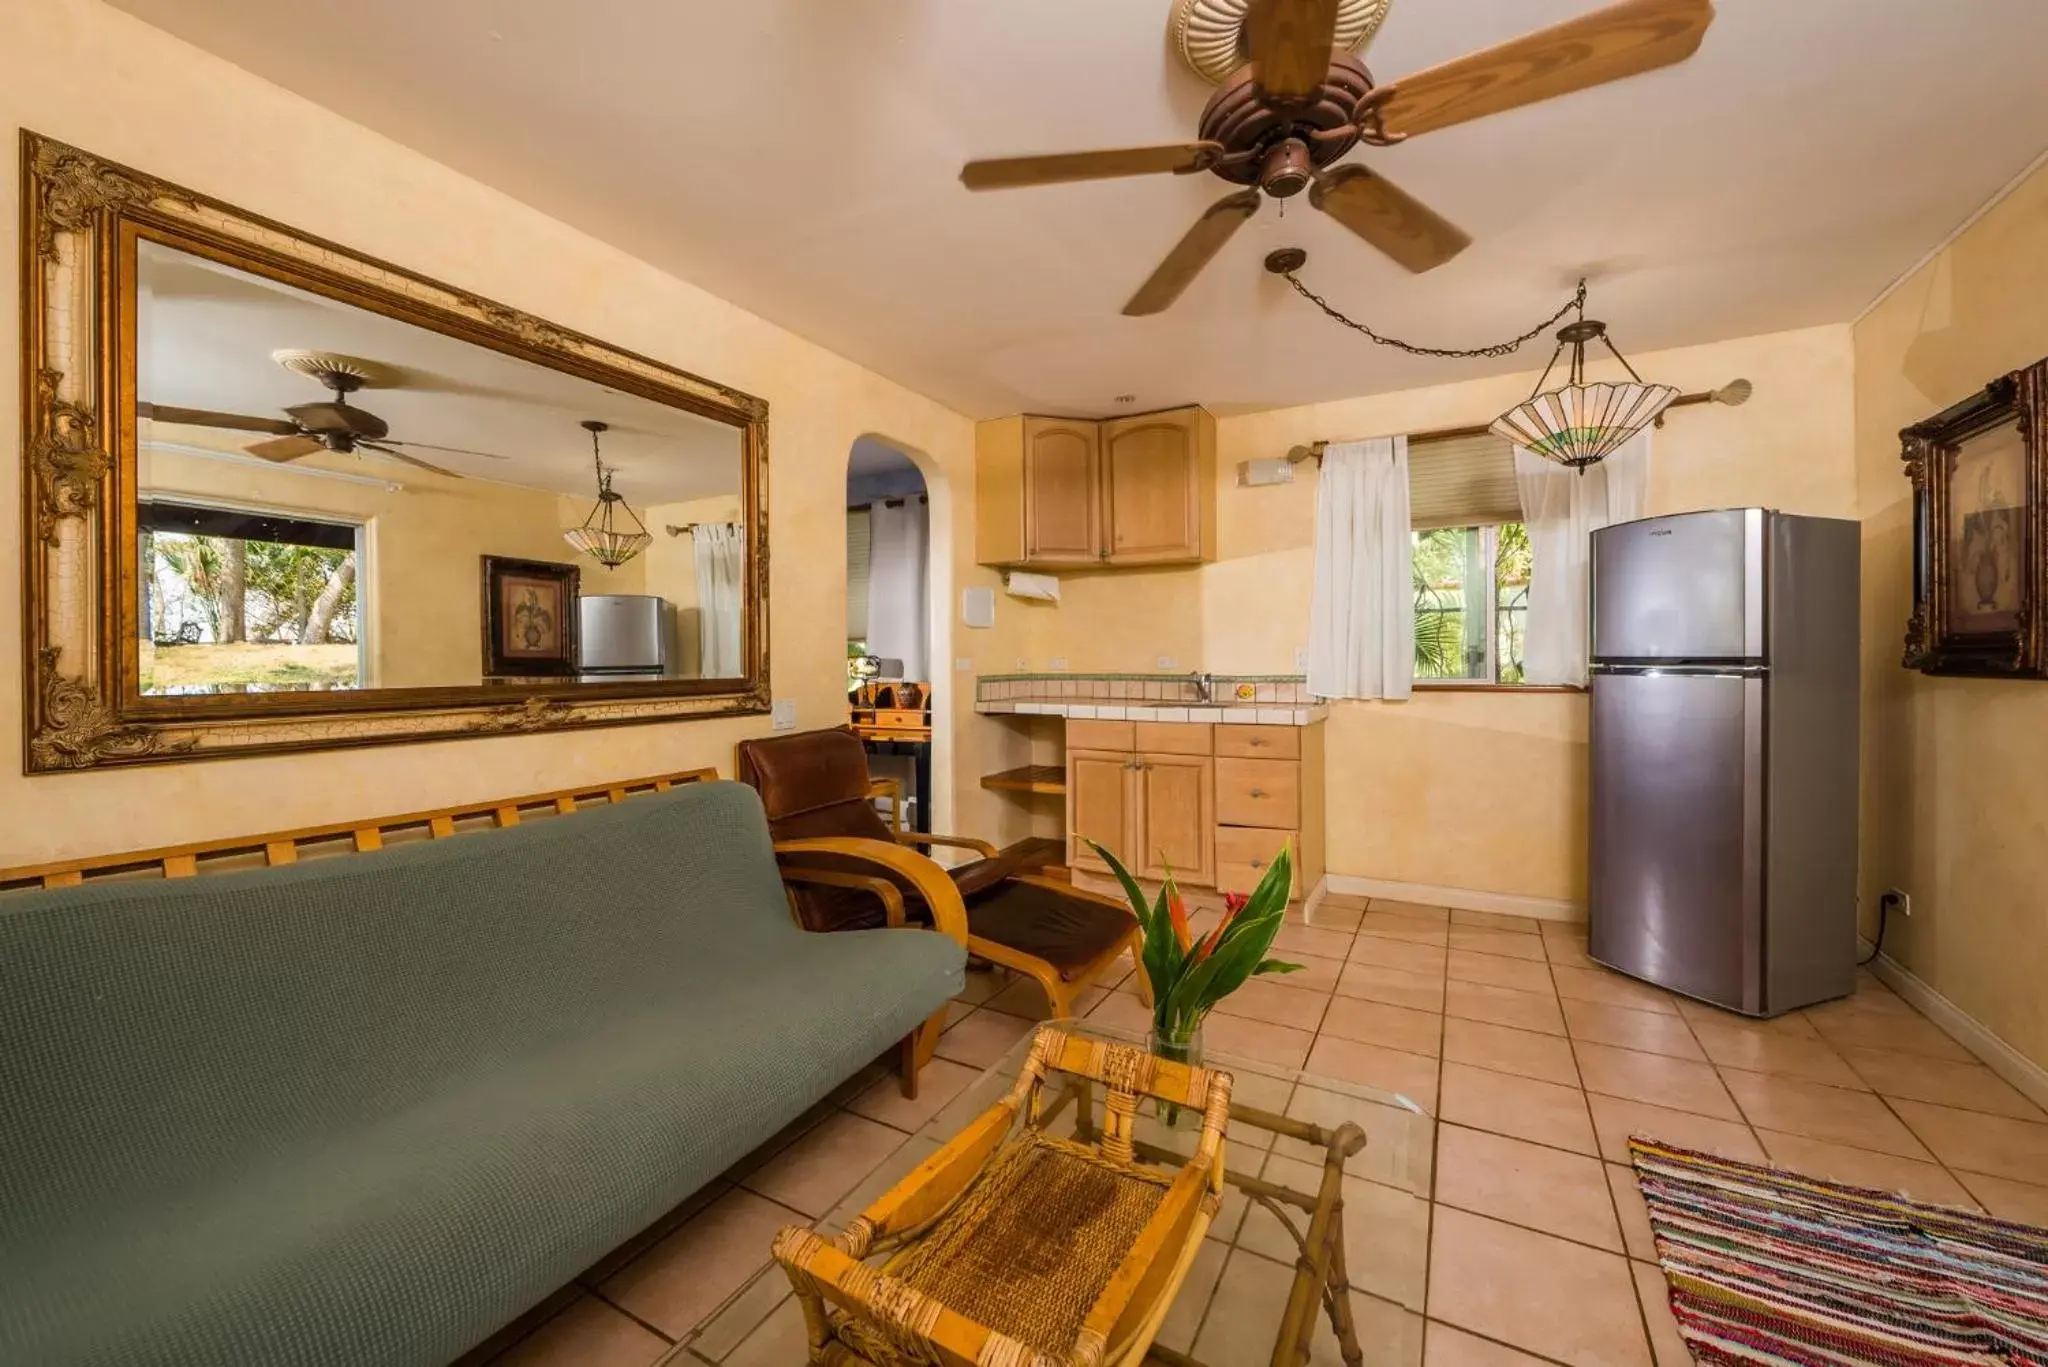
[579,595,672,680]
[1587,509,1859,1016]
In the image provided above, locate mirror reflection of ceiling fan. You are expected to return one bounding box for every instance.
[139,351,510,480]
[961,0,1715,314]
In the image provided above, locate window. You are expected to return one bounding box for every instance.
[138,500,365,695]
[846,505,871,649]
[1407,432,1528,685]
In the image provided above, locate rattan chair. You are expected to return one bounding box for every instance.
[774,1026,1230,1367]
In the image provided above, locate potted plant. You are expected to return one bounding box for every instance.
[1086,839,1301,1068]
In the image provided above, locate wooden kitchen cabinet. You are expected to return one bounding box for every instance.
[1067,749,1133,876]
[1066,746,1214,885]
[976,406,1214,568]
[1102,410,1215,564]
[1133,752,1214,885]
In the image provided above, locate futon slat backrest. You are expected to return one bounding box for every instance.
[0,768,717,894]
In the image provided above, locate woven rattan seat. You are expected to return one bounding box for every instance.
[775,1026,1231,1367]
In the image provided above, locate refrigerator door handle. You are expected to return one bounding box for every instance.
[1591,665,1769,679]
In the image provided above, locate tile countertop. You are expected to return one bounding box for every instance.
[976,699,1329,725]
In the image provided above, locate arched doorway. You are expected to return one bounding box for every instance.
[844,434,954,834]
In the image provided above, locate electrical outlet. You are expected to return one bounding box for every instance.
[1294,646,1309,671]
[1049,657,1069,672]
[1881,888,1911,918]
[1156,654,1178,670]
[955,657,974,673]
[771,699,797,731]
[1014,658,1028,670]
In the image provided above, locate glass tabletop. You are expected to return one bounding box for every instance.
[683,1017,1435,1367]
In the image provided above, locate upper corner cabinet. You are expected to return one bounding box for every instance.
[976,406,1215,569]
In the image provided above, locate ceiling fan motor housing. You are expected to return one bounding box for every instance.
[1199,55,1375,197]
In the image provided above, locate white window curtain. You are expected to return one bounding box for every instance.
[1513,430,1651,686]
[865,497,929,681]
[1307,437,1414,701]
[692,522,745,677]
[845,508,872,642]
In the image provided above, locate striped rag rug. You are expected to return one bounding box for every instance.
[1629,1137,2048,1367]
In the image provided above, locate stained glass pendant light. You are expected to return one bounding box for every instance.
[1490,307,1678,474]
[562,420,651,568]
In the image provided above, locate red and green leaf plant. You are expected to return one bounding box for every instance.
[1086,838,1302,1060]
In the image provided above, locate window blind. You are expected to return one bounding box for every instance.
[1407,431,1522,529]
[846,507,872,641]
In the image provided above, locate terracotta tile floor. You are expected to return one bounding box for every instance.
[471,894,2048,1367]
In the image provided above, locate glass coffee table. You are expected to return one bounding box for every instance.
[681,1019,1433,1367]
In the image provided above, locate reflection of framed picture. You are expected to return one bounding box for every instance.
[481,556,580,679]
[1902,357,2046,677]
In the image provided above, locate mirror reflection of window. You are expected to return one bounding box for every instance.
[132,238,747,690]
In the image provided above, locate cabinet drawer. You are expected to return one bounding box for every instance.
[1132,721,1212,755]
[1214,724,1299,759]
[1067,719,1134,751]
[1215,757,1300,828]
[1214,825,1301,897]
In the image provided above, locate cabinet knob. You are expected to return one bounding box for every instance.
[1250,739,1268,747]
[1251,859,1265,869]
[1250,787,1267,798]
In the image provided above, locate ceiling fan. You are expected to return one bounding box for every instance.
[961,0,1715,314]
[139,353,508,480]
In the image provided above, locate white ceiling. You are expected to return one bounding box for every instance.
[137,242,742,504]
[111,0,2048,419]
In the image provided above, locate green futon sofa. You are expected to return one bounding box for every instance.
[0,780,965,1366]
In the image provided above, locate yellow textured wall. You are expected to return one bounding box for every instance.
[1855,157,2048,1069]
[1011,325,1859,901]
[2,0,1036,863]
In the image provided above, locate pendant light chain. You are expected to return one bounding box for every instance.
[1280,270,1588,360]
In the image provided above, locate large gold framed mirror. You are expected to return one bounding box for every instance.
[21,133,769,772]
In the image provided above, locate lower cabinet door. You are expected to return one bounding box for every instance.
[1134,752,1214,886]
[1067,748,1133,873]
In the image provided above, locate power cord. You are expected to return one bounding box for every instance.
[1859,892,1900,966]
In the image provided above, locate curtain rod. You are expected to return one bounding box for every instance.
[1284,379,1754,464]
[662,520,741,537]
[845,493,928,511]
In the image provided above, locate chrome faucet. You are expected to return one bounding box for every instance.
[1190,671,1214,705]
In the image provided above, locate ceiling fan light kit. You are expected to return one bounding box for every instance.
[562,419,652,569]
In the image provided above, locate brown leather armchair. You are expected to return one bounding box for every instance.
[736,729,1147,1058]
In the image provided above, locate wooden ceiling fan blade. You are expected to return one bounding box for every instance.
[960,143,1220,191]
[245,436,325,462]
[1123,190,1262,317]
[1375,0,1714,139]
[380,439,510,460]
[358,441,461,479]
[1245,0,1339,100]
[139,402,299,436]
[1310,165,1472,274]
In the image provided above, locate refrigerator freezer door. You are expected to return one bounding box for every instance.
[1591,509,1765,662]
[1589,671,1764,1012]
[580,595,669,672]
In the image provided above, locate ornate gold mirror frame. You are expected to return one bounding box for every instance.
[20,132,769,773]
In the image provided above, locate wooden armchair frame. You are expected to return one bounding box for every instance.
[775,834,1149,1025]
[773,1026,1230,1367]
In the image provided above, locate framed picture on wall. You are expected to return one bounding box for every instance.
[1901,357,2047,677]
[481,556,581,679]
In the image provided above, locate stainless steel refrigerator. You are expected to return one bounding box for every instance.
[1587,509,1860,1016]
[578,594,673,680]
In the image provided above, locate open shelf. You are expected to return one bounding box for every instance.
[980,764,1066,796]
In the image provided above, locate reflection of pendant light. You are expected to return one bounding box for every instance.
[1490,302,1678,474]
[563,419,651,568]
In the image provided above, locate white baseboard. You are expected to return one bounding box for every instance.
[1865,951,2048,1115]
[1300,876,1329,923]
[1320,873,1584,924]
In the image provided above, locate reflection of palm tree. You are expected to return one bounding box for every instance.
[512,588,553,649]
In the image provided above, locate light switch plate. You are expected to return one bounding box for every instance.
[1295,646,1309,670]
[956,657,974,673]
[771,699,797,731]
[961,586,996,629]
[1156,654,1178,670]
[1050,658,1069,672]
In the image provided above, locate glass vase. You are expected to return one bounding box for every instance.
[1148,1022,1204,1132]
